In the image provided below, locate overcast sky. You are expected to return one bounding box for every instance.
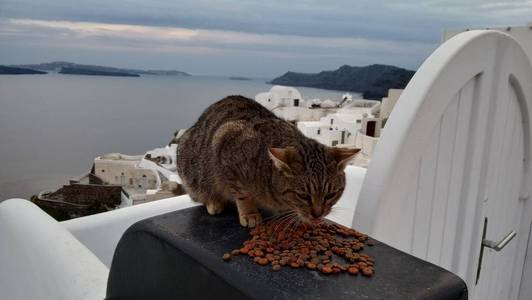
[1,0,531,77]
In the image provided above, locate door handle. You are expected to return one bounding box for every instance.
[482,231,516,251]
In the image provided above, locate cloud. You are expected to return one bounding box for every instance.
[1,18,434,59]
[2,0,531,44]
[1,1,531,76]
[5,0,531,43]
[9,19,199,41]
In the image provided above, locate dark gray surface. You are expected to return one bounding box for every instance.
[107,206,468,300]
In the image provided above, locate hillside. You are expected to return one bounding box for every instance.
[270,64,415,99]
[10,62,190,76]
[0,66,47,75]
[59,67,140,77]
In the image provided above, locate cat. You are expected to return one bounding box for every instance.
[176,95,359,227]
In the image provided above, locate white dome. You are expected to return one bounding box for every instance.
[255,92,279,110]
[269,85,302,101]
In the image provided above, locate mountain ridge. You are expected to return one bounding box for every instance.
[0,65,47,75]
[9,61,191,76]
[269,64,415,99]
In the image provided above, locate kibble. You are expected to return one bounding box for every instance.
[347,266,359,275]
[321,265,333,274]
[362,267,374,277]
[290,261,300,268]
[223,220,376,279]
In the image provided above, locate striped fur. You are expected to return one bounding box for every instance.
[176,95,359,226]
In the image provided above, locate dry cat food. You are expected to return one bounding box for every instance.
[223,221,376,277]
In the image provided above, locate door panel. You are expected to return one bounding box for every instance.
[474,82,529,300]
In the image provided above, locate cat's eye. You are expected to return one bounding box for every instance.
[324,192,337,201]
[296,193,312,203]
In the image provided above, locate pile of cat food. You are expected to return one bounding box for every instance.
[222,221,376,277]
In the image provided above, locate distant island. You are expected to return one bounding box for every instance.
[0,65,47,75]
[59,67,140,77]
[269,64,415,99]
[229,76,251,81]
[9,61,191,77]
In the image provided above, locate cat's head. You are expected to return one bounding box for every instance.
[268,141,360,224]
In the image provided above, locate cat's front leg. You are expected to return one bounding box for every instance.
[235,195,262,228]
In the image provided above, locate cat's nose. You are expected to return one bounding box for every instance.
[311,206,323,218]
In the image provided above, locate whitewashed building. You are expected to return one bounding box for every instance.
[296,90,399,167]
[94,144,181,205]
[380,88,403,123]
[255,85,304,110]
[255,85,389,167]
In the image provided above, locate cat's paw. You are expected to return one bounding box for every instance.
[206,201,224,215]
[239,212,262,228]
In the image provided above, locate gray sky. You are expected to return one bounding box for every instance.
[1,0,531,77]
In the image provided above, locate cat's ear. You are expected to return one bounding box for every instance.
[330,147,360,171]
[268,147,296,176]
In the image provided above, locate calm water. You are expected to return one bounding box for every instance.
[0,74,353,200]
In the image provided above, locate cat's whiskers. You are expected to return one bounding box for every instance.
[262,211,293,223]
[276,217,294,236]
[268,211,296,225]
[271,211,297,237]
[287,217,301,234]
[271,211,297,228]
[278,213,300,236]
[268,213,294,234]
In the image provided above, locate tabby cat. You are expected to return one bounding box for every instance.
[176,96,359,227]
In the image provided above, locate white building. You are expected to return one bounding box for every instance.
[94,144,181,205]
[255,85,398,167]
[296,98,383,148]
[255,86,373,122]
[380,88,403,123]
[255,85,304,110]
[297,89,401,167]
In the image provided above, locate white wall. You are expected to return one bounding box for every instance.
[274,106,327,122]
[94,159,158,190]
[355,130,379,156]
[255,92,279,110]
[297,121,325,141]
[381,89,403,119]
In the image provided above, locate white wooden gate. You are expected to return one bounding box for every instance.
[353,30,532,299]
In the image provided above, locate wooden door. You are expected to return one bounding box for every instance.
[353,30,532,299]
[473,78,530,299]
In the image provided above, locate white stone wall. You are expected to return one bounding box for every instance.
[94,159,158,190]
[354,130,379,156]
[297,121,323,139]
[273,106,328,122]
[255,92,280,110]
[381,89,403,119]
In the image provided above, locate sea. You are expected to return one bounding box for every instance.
[0,74,355,200]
